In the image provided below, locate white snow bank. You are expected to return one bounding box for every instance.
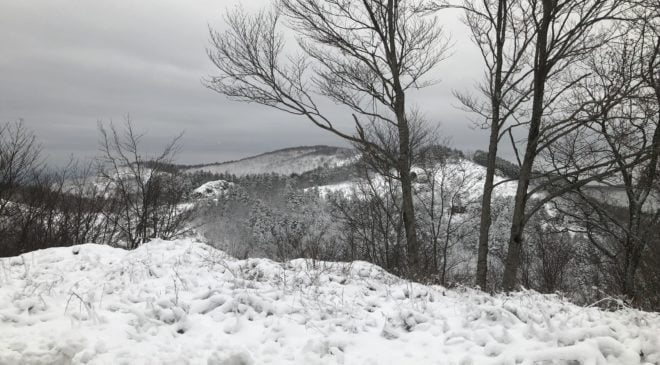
[1,239,658,364]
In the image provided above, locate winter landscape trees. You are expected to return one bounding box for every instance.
[0,120,192,256]
[3,1,660,363]
[97,120,192,249]
[205,0,450,275]
[1,0,659,311]
[200,0,660,308]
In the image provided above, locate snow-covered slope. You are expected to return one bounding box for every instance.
[186,146,358,177]
[1,239,658,364]
[310,159,518,199]
[191,180,235,200]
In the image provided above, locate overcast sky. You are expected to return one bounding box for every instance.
[0,0,492,166]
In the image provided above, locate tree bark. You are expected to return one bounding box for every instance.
[474,0,509,289]
[397,103,419,271]
[622,237,643,302]
[476,128,499,289]
[502,0,551,291]
[387,0,418,272]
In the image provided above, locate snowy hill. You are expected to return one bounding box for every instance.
[1,239,658,364]
[309,159,518,200]
[191,180,235,200]
[186,146,358,177]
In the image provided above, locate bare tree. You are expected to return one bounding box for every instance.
[428,0,536,288]
[206,0,450,272]
[417,148,480,284]
[545,9,660,302]
[329,162,406,272]
[500,0,630,291]
[0,121,42,218]
[0,121,43,256]
[97,119,190,249]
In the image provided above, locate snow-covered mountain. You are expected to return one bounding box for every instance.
[1,239,658,364]
[186,146,358,177]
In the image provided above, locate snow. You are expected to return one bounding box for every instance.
[188,146,357,177]
[1,239,659,364]
[414,160,518,200]
[192,180,235,200]
[309,159,519,200]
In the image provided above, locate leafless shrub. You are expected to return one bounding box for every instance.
[96,118,191,249]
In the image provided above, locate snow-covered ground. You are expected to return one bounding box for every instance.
[1,239,658,364]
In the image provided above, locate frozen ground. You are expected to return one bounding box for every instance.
[0,239,658,364]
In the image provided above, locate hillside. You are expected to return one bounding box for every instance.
[308,158,519,200]
[185,146,358,177]
[1,239,658,364]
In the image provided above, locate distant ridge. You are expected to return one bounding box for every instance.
[184,145,353,168]
[184,145,358,176]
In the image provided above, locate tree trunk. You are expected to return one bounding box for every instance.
[501,98,544,291]
[442,211,454,286]
[623,240,642,303]
[502,1,551,291]
[475,0,507,290]
[476,127,499,289]
[501,167,531,291]
[398,124,419,272]
[387,0,418,274]
[622,85,660,302]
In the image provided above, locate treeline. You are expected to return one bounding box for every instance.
[196,154,660,311]
[196,149,487,282]
[0,120,192,257]
[472,151,519,179]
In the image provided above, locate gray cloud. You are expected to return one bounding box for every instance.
[0,0,496,166]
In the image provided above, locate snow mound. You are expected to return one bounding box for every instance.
[1,240,658,364]
[192,180,235,200]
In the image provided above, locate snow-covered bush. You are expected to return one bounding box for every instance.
[197,178,341,262]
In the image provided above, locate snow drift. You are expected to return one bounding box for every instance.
[0,239,658,364]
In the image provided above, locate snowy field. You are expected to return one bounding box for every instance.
[1,239,658,365]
